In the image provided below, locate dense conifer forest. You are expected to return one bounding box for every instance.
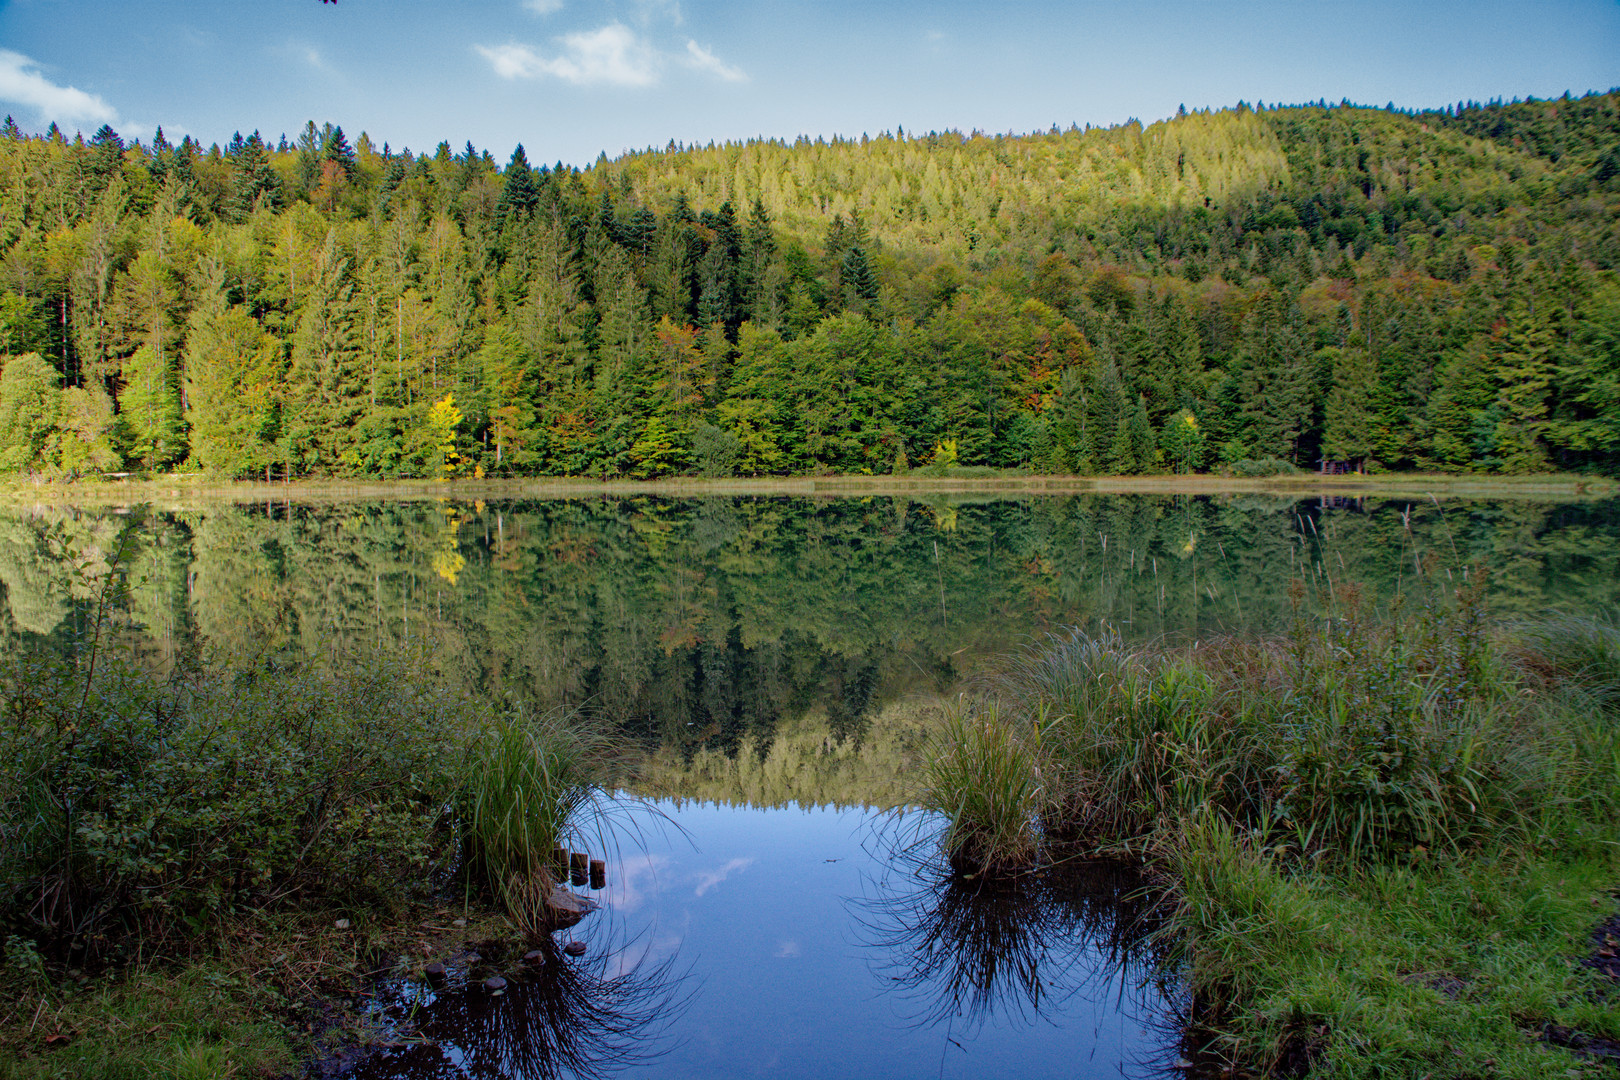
[0,92,1617,480]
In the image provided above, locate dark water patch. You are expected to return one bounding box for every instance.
[351,933,689,1080]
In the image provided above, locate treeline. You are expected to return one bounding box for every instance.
[0,93,1617,479]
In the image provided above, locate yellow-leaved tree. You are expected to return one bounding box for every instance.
[427,393,463,478]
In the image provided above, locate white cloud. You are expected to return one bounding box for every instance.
[478,26,745,89]
[0,49,118,128]
[683,40,747,83]
[523,0,564,14]
[692,857,753,897]
[477,24,659,88]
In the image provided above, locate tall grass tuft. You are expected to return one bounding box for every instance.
[979,583,1620,866]
[461,707,626,936]
[913,702,1046,876]
[1516,612,1620,715]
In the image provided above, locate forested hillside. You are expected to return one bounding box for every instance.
[0,92,1616,480]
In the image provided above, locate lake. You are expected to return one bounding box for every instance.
[2,490,1616,1077]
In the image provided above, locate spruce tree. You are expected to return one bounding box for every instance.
[229,131,283,221]
[496,145,538,226]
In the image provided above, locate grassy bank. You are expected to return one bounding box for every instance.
[915,577,1620,1075]
[0,637,621,1078]
[0,468,1611,510]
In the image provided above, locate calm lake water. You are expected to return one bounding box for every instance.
[3,491,1618,1078]
[351,802,1174,1080]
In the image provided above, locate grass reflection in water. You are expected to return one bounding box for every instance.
[853,832,1179,1049]
[355,930,691,1080]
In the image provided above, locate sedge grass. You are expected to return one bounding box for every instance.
[912,702,1047,875]
[460,706,651,937]
[1162,816,1620,1078]
[961,593,1620,1077]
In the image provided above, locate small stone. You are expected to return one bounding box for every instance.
[563,941,587,957]
[334,918,351,930]
[452,918,467,928]
[1173,1057,1194,1070]
[484,976,507,995]
[523,950,545,966]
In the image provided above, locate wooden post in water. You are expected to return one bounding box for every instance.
[589,859,606,890]
[570,852,589,886]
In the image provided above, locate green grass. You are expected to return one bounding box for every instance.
[1168,818,1620,1078]
[912,702,1046,875]
[910,581,1620,1075]
[0,964,296,1080]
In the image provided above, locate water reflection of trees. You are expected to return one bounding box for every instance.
[6,494,1617,800]
[356,935,689,1080]
[853,851,1170,1037]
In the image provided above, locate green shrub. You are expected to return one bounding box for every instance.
[0,651,468,958]
[1225,457,1303,477]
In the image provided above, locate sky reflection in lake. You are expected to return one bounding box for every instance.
[359,800,1177,1080]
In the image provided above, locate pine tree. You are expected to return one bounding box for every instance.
[225,131,281,222]
[496,145,538,227]
[840,245,878,313]
[86,124,125,191]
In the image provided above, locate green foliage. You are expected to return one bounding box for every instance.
[117,346,184,470]
[0,650,468,957]
[0,354,61,472]
[4,94,1620,480]
[692,420,741,477]
[0,294,45,357]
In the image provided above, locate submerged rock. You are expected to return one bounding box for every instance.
[545,886,599,929]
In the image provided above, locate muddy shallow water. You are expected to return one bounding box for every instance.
[351,802,1180,1080]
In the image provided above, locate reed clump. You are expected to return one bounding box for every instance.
[460,708,621,936]
[913,702,1046,876]
[915,573,1620,883]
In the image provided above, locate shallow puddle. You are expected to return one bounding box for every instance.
[353,801,1181,1080]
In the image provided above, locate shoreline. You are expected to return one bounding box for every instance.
[0,470,1612,509]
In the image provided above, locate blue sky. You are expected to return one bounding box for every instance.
[1,0,1617,166]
